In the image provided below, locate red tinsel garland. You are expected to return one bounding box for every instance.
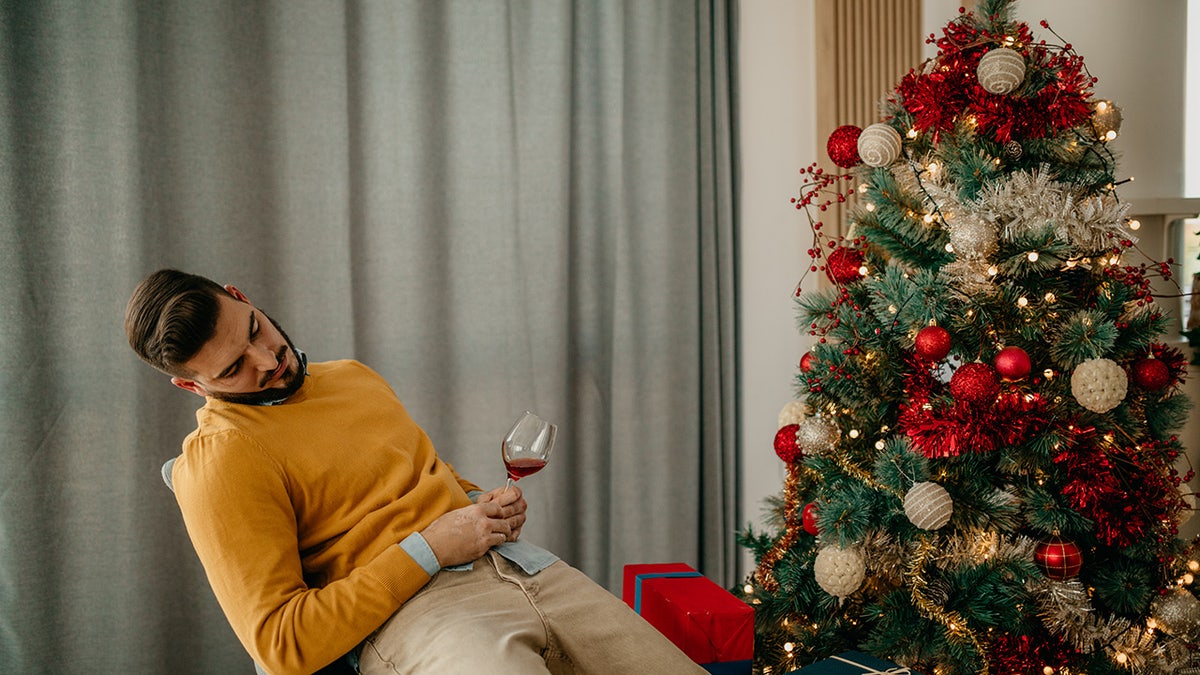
[1054,432,1185,547]
[898,360,1047,458]
[894,17,1092,144]
[988,633,1078,674]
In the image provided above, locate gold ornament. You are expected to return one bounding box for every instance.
[1092,100,1123,141]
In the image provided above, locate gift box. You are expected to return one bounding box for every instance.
[622,563,754,675]
[792,650,920,674]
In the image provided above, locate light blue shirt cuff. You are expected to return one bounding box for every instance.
[398,532,441,577]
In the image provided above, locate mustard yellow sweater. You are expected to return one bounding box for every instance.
[172,359,480,674]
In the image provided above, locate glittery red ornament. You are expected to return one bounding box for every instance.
[949,362,1000,405]
[1132,357,1172,391]
[914,326,952,361]
[994,346,1031,381]
[825,247,865,285]
[826,125,863,168]
[802,502,820,535]
[773,424,803,463]
[800,351,815,373]
[1035,536,1082,580]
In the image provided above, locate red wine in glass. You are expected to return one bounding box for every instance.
[502,411,556,491]
[505,457,547,481]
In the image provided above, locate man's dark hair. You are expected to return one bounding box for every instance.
[125,269,232,377]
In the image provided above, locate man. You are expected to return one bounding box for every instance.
[125,269,704,675]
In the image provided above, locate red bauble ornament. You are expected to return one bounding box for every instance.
[949,362,1000,405]
[994,346,1031,381]
[1035,536,1083,580]
[773,424,803,463]
[802,502,820,535]
[1132,357,1172,391]
[914,326,952,361]
[826,125,863,168]
[825,247,865,285]
[800,351,815,373]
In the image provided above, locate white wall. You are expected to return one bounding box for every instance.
[737,0,1193,576]
[736,0,817,574]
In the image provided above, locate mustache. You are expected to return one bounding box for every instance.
[257,344,290,389]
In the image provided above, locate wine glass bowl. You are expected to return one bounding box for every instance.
[502,411,556,490]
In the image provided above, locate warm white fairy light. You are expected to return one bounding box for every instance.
[1188,560,1199,572]
[1116,652,1128,665]
[1127,219,1141,231]
[923,213,935,224]
[945,243,955,253]
[1184,573,1195,585]
[743,584,753,593]
[875,440,886,450]
[1104,130,1117,141]
[907,128,918,138]
[866,203,876,212]
[987,265,998,276]
[1044,369,1055,379]
[858,265,869,276]
[1027,251,1039,262]
[849,429,860,439]
[1017,297,1029,307]
[783,642,795,653]
[1042,667,1054,675]
[1044,292,1056,303]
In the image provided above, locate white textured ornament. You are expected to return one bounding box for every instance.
[777,400,808,428]
[1070,358,1128,413]
[904,482,954,530]
[857,123,903,168]
[976,47,1026,95]
[814,545,865,598]
[797,416,840,455]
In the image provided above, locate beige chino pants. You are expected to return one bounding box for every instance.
[359,550,706,674]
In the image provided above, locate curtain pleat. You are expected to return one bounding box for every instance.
[0,1,738,671]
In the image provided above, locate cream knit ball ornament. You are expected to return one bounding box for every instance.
[777,400,808,428]
[857,123,903,167]
[904,482,954,530]
[976,47,1026,95]
[1070,357,1128,413]
[814,545,865,598]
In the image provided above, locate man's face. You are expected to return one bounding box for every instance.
[170,287,305,405]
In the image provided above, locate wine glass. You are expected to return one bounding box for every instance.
[502,410,557,491]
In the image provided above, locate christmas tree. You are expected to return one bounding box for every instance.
[739,2,1199,673]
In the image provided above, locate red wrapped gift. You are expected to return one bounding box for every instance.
[622,563,754,672]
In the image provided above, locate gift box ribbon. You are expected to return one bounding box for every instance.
[632,571,703,613]
[830,654,911,674]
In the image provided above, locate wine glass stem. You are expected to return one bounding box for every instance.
[504,477,514,493]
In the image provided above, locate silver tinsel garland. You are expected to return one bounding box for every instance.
[971,168,1131,254]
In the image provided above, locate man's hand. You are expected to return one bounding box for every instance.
[475,486,528,542]
[419,487,527,568]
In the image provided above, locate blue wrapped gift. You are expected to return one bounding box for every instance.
[792,651,919,674]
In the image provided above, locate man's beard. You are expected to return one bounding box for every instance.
[208,313,307,406]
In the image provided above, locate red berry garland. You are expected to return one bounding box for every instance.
[773,424,803,463]
[826,125,863,168]
[915,326,952,361]
[950,362,1001,405]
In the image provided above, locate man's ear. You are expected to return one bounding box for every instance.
[224,284,250,304]
[171,377,209,398]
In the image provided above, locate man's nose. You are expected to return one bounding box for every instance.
[249,343,278,370]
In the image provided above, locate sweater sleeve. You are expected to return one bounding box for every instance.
[174,431,431,675]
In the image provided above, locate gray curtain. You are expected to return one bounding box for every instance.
[0,1,739,672]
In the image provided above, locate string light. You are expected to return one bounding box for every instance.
[1017,297,1029,307]
[866,203,876,212]
[1027,251,1039,262]
[1044,292,1056,303]
[1044,369,1055,379]
[1127,218,1141,231]
[907,128,918,139]
[987,266,998,276]
[1116,652,1128,665]
[849,429,860,439]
